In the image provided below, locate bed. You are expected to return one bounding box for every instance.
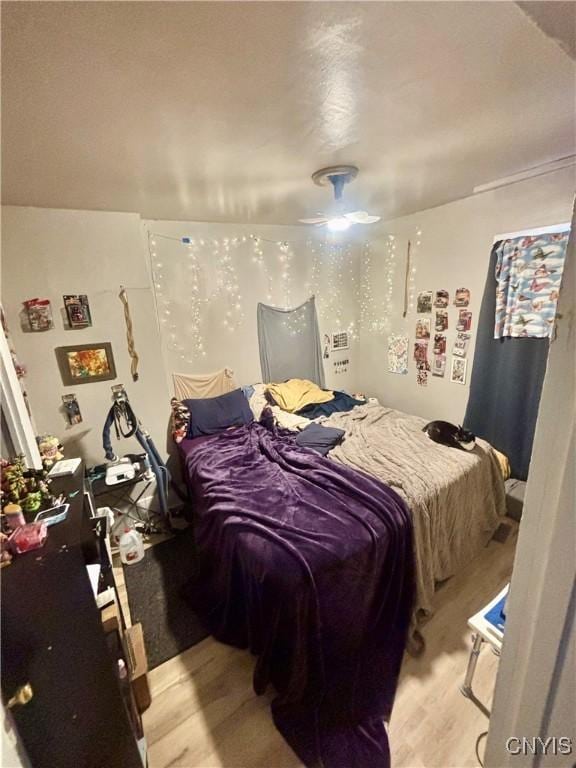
[172,376,506,767]
[247,382,507,634]
[320,402,507,631]
[179,420,414,768]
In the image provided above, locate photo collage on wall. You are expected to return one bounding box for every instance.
[410,287,473,386]
[20,292,107,431]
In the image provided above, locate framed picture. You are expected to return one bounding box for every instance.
[55,343,116,385]
[64,295,92,328]
[450,356,467,385]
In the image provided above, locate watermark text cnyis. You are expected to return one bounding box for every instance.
[506,737,572,756]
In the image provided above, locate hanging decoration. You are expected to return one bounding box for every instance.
[407,229,422,315]
[435,310,448,332]
[454,288,471,307]
[148,230,364,365]
[387,334,409,375]
[358,235,397,334]
[416,360,430,387]
[456,310,473,332]
[62,394,82,425]
[23,298,53,332]
[118,286,140,381]
[64,295,92,328]
[432,354,446,378]
[219,238,245,332]
[433,334,447,355]
[403,241,411,319]
[434,289,449,308]
[453,332,471,358]
[415,318,431,340]
[450,357,467,385]
[416,291,433,313]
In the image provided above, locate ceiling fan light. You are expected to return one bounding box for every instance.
[326,216,352,232]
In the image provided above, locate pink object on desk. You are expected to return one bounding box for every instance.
[8,522,48,554]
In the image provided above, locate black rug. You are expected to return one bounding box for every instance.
[122,529,209,669]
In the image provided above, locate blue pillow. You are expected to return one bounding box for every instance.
[184,389,253,438]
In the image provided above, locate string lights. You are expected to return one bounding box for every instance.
[147,229,367,362]
[358,234,399,334]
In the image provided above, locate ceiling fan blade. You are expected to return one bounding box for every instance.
[299,217,328,225]
[344,211,381,224]
[356,215,381,224]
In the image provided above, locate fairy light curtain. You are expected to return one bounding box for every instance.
[147,232,364,383]
[257,297,325,386]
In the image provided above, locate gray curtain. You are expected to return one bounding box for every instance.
[464,242,549,480]
[257,296,325,386]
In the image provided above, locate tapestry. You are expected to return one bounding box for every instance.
[494,230,569,339]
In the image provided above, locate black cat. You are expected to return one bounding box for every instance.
[423,420,476,451]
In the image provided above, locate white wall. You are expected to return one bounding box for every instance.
[1,207,171,466]
[357,167,575,423]
[1,208,362,465]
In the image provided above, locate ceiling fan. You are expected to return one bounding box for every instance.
[299,165,381,231]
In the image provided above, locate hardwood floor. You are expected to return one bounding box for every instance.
[122,522,518,768]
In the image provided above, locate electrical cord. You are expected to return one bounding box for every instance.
[475,730,488,767]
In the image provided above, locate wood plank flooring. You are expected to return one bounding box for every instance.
[119,522,518,768]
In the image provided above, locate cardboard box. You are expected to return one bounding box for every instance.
[124,623,151,712]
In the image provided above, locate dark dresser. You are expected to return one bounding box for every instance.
[1,463,145,768]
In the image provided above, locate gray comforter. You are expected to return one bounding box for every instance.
[322,403,506,626]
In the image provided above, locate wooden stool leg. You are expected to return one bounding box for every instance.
[461,633,483,698]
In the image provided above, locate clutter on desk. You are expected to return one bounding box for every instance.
[47,457,82,478]
[8,521,48,554]
[0,532,12,567]
[3,503,25,530]
[34,503,69,527]
[1,456,52,514]
[36,434,64,469]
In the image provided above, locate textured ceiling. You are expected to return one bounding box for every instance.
[1,1,575,224]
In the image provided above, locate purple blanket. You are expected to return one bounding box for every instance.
[180,421,414,768]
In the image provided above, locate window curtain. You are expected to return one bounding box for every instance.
[257,296,325,386]
[464,229,569,480]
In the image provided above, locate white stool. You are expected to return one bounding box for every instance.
[460,584,508,715]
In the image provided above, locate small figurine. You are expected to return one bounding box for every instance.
[36,434,64,469]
